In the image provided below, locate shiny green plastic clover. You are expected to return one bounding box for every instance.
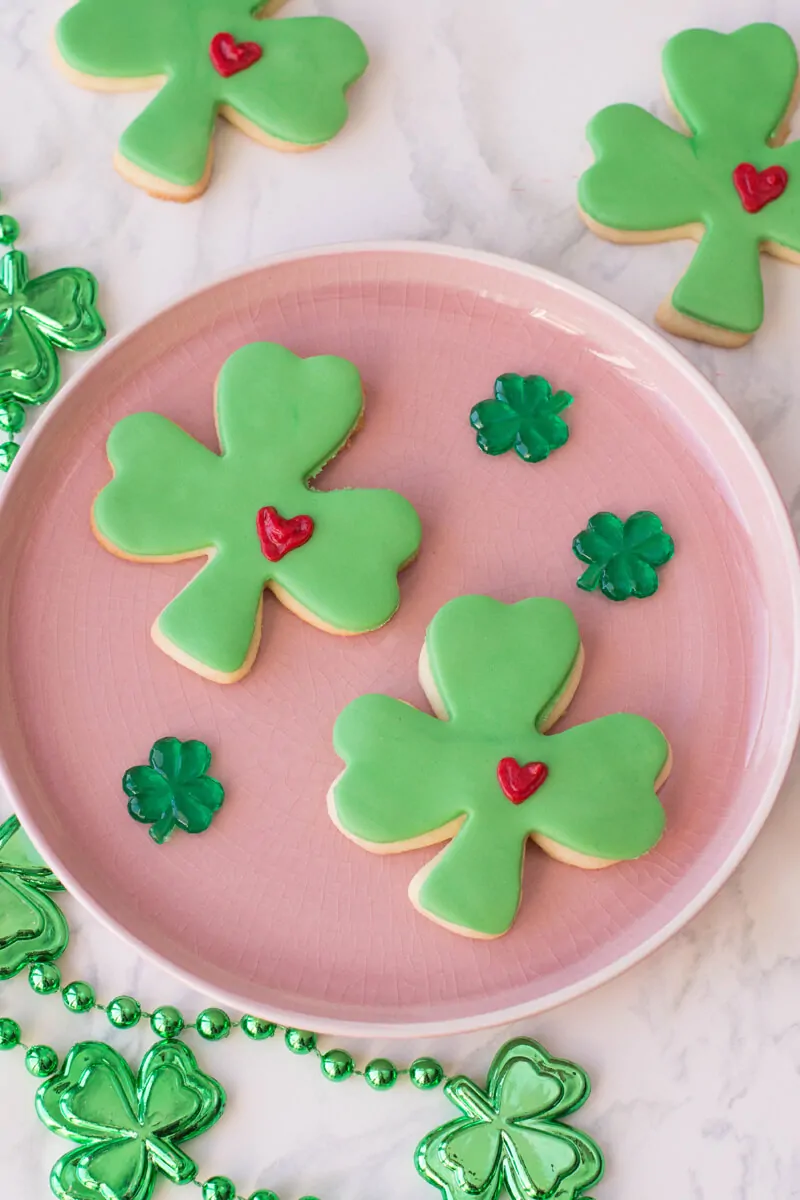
[55,0,368,199]
[123,738,225,844]
[93,342,421,683]
[579,23,800,344]
[470,374,573,463]
[36,1040,225,1200]
[416,1037,603,1200]
[0,248,104,407]
[330,596,669,938]
[0,814,68,981]
[573,511,674,602]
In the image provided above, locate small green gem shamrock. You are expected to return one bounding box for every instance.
[573,511,674,602]
[123,738,225,844]
[0,814,68,981]
[470,373,573,463]
[415,1037,603,1200]
[36,1039,225,1200]
[0,248,104,411]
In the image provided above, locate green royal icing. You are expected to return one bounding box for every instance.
[93,342,422,681]
[578,23,800,335]
[331,596,668,938]
[55,0,369,188]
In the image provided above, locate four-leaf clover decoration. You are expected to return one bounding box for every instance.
[123,738,225,844]
[330,596,670,938]
[572,512,674,602]
[0,814,68,981]
[0,247,104,407]
[55,0,369,200]
[92,342,421,683]
[36,1040,225,1200]
[470,374,573,463]
[579,23,800,345]
[416,1037,603,1200]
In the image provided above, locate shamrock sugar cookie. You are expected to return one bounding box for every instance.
[92,342,422,684]
[329,596,671,939]
[578,23,800,347]
[53,0,368,201]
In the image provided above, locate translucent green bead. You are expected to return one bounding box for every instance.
[0,400,25,434]
[409,1057,444,1089]
[29,962,61,995]
[62,981,95,1013]
[196,1007,231,1041]
[150,1005,184,1039]
[26,1044,59,1077]
[0,441,19,471]
[0,1018,21,1050]
[0,215,19,245]
[241,1015,276,1040]
[320,1048,355,1081]
[249,1192,280,1200]
[107,996,141,1029]
[364,1057,397,1090]
[284,1028,316,1055]
[201,1176,237,1200]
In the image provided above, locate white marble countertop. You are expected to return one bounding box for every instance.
[3,0,800,1196]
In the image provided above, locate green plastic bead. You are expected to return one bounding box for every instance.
[284,1028,317,1055]
[320,1048,355,1082]
[364,1057,397,1090]
[249,1192,280,1200]
[0,1018,21,1050]
[241,1015,276,1040]
[0,215,20,245]
[409,1057,444,1089]
[62,981,95,1013]
[0,400,25,434]
[196,1007,231,1041]
[107,996,141,1029]
[150,1005,184,1039]
[0,441,19,472]
[28,962,61,995]
[25,1044,59,1077]
[201,1177,237,1200]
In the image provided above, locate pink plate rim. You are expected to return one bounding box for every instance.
[2,240,799,1038]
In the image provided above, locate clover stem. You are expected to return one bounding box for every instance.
[149,816,176,845]
[576,563,605,592]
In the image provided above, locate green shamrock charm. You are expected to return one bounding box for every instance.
[573,512,674,602]
[123,738,225,844]
[36,1040,225,1200]
[470,374,573,463]
[416,1037,603,1200]
[55,0,368,200]
[579,23,800,345]
[93,342,421,683]
[0,814,68,981]
[330,596,670,938]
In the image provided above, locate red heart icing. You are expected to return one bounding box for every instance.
[210,31,263,78]
[256,506,314,562]
[497,757,548,804]
[732,162,788,214]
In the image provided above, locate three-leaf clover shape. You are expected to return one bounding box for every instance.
[572,512,674,602]
[0,814,68,981]
[470,374,573,463]
[92,342,421,683]
[123,738,225,844]
[55,0,369,197]
[416,1037,603,1200]
[0,248,104,407]
[36,1040,225,1200]
[579,23,800,343]
[330,596,669,938]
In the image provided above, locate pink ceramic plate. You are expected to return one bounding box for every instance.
[1,244,798,1037]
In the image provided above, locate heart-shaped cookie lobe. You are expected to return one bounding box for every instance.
[256,506,314,562]
[210,32,263,78]
[497,757,548,804]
